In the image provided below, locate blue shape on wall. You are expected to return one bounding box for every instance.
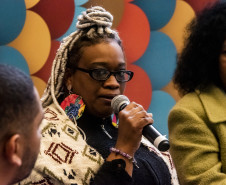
[57,4,87,41]
[0,46,30,75]
[135,31,177,90]
[147,90,175,137]
[133,0,176,30]
[0,0,26,45]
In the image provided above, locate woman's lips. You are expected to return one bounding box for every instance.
[99,94,118,103]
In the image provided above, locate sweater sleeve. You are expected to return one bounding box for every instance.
[90,159,133,185]
[168,104,226,185]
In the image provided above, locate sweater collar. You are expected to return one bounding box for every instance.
[195,85,226,123]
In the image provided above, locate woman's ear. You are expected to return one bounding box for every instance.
[64,68,74,93]
[66,77,72,92]
[5,134,22,166]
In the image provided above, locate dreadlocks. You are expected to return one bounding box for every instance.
[41,6,123,111]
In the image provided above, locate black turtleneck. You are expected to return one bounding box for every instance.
[77,110,172,185]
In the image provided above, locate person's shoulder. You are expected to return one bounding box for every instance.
[172,91,201,110]
[168,90,206,121]
[169,85,224,119]
[41,103,70,128]
[198,85,226,123]
[43,103,67,121]
[199,85,225,103]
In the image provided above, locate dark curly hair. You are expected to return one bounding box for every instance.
[173,2,226,95]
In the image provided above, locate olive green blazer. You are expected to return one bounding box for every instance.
[168,85,226,185]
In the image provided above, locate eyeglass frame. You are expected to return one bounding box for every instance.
[74,67,134,82]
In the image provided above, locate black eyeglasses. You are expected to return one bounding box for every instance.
[75,67,134,82]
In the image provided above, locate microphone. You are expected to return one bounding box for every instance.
[111,95,170,152]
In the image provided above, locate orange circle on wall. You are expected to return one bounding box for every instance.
[117,3,150,64]
[124,64,152,110]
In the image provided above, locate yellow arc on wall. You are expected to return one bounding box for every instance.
[25,0,40,9]
[31,76,46,97]
[8,10,51,75]
[160,0,195,54]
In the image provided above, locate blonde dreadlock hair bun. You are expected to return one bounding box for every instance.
[41,6,120,110]
[77,6,113,30]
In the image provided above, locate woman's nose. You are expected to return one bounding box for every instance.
[103,74,120,88]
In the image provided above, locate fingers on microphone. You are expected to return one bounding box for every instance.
[129,102,153,127]
[142,116,154,125]
[120,102,142,117]
[129,102,144,112]
[147,113,154,123]
[134,107,153,127]
[119,101,153,127]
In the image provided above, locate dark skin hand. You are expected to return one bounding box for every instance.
[106,101,153,176]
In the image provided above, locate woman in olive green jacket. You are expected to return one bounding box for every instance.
[168,2,226,185]
[169,85,226,185]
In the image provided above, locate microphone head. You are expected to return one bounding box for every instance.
[111,95,130,114]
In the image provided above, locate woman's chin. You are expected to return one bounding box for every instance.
[91,108,113,118]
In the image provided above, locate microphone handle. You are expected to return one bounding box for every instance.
[114,98,170,152]
[142,124,170,152]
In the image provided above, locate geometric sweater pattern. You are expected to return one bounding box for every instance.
[16,103,179,185]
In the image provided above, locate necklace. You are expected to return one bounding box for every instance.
[100,114,118,139]
[101,124,112,139]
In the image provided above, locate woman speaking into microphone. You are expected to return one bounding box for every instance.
[17,6,179,185]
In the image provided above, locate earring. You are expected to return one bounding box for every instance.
[60,92,85,121]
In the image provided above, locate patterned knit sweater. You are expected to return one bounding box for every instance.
[17,103,179,185]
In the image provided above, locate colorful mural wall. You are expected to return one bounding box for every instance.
[0,0,223,136]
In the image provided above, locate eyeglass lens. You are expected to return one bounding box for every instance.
[91,69,132,82]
